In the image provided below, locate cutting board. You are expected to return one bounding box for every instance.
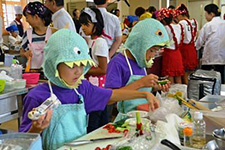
[57,125,123,150]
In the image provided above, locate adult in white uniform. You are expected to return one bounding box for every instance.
[94,0,122,58]
[10,6,24,37]
[196,4,225,83]
[44,0,76,32]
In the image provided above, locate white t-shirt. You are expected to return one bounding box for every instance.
[179,19,197,44]
[165,24,183,50]
[88,37,109,65]
[98,7,122,48]
[52,8,76,32]
[196,17,225,65]
[9,35,22,45]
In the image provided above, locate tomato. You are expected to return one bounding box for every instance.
[95,147,101,150]
[106,144,112,149]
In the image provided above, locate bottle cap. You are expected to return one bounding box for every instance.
[194,112,203,120]
[12,59,17,64]
[183,127,193,136]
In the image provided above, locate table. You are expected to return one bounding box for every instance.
[58,126,123,150]
[0,88,28,127]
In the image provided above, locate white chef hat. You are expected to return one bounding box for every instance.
[14,5,23,15]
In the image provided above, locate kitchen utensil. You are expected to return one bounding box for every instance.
[126,110,148,118]
[159,76,168,80]
[125,117,150,126]
[64,136,123,146]
[204,140,219,150]
[212,128,225,149]
[25,56,31,73]
[161,139,181,150]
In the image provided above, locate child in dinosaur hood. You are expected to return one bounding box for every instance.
[105,18,171,122]
[19,29,159,150]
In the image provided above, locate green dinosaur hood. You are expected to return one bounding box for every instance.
[124,18,170,68]
[43,29,95,89]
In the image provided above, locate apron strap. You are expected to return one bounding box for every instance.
[45,27,52,42]
[48,80,54,97]
[123,50,133,75]
[74,88,84,103]
[168,24,178,49]
[144,68,147,75]
[27,28,33,44]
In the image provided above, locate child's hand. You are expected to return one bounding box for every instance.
[154,81,171,92]
[140,74,158,87]
[24,50,33,59]
[145,92,160,111]
[28,109,53,133]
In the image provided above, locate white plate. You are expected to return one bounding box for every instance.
[126,110,149,118]
[125,118,151,126]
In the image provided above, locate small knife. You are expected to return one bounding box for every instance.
[64,136,123,146]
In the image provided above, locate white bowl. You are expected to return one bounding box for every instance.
[126,110,149,118]
[125,118,151,126]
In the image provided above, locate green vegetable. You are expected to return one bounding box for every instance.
[114,119,126,128]
[157,79,169,85]
[117,146,133,150]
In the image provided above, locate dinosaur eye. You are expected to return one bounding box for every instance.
[155,29,164,37]
[73,47,81,55]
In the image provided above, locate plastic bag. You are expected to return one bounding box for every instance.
[149,93,183,122]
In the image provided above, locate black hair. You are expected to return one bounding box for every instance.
[94,0,106,5]
[168,5,175,9]
[23,2,52,26]
[161,16,173,26]
[147,6,156,13]
[48,0,64,7]
[204,4,221,16]
[42,9,52,26]
[177,4,190,18]
[73,8,78,17]
[79,7,104,37]
[135,7,145,17]
[110,9,120,16]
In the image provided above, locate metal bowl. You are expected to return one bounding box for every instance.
[212,128,225,149]
[213,128,225,140]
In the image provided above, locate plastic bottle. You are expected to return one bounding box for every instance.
[183,127,192,147]
[10,59,22,79]
[192,112,206,149]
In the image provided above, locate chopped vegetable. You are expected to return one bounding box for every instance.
[117,146,133,150]
[157,79,169,85]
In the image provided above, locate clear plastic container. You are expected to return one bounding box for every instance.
[0,133,42,150]
[14,79,26,89]
[192,112,206,149]
[10,59,22,79]
[4,81,15,92]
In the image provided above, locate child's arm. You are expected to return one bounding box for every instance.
[28,109,53,133]
[109,89,160,111]
[86,56,107,76]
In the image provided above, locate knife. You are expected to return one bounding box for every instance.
[64,136,123,146]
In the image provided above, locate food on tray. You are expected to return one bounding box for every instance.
[103,120,130,133]
[117,146,132,150]
[95,144,112,150]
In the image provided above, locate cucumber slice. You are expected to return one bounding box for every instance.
[157,79,169,85]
